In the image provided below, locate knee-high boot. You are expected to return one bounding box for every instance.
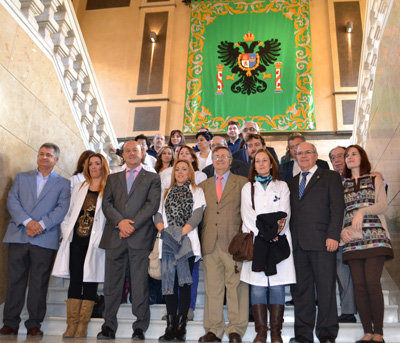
[159,314,177,341]
[63,298,82,338]
[175,314,188,341]
[252,304,268,343]
[269,304,284,343]
[74,300,95,338]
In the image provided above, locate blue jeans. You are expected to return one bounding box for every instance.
[251,284,285,306]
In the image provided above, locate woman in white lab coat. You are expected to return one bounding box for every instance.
[240,149,295,343]
[52,153,110,338]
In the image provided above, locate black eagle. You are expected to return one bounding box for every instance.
[217,37,281,95]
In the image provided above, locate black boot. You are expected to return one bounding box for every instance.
[159,314,176,341]
[175,314,187,341]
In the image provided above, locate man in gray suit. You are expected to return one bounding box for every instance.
[0,143,70,337]
[97,140,161,340]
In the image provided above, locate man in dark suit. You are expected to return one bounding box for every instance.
[0,143,70,337]
[233,133,279,166]
[97,140,161,340]
[288,142,344,343]
[202,136,249,178]
[232,122,279,165]
[278,135,329,181]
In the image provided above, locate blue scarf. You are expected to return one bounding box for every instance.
[255,175,272,190]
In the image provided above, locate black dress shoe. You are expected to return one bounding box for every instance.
[355,340,372,343]
[371,340,385,343]
[289,337,307,343]
[97,326,116,340]
[319,338,335,343]
[338,314,357,323]
[285,299,295,306]
[132,328,145,341]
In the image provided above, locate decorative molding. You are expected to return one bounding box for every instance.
[0,0,119,164]
[351,0,394,145]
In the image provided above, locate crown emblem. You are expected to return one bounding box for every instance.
[243,32,255,42]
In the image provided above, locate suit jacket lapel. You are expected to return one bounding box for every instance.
[301,167,322,199]
[29,171,37,204]
[220,174,234,203]
[292,173,300,200]
[36,172,57,204]
[128,169,145,197]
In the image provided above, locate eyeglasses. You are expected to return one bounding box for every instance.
[243,127,257,133]
[295,150,316,156]
[213,155,230,160]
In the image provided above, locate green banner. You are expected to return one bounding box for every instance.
[183,0,315,133]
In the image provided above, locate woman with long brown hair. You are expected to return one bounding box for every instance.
[341,145,393,343]
[52,153,110,338]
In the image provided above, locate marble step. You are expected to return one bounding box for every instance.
[45,301,399,323]
[46,287,392,307]
[13,317,400,343]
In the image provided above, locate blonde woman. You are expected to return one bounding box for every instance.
[52,153,110,338]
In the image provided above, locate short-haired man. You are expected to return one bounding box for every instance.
[233,127,279,166]
[279,134,329,182]
[329,146,357,324]
[199,146,248,343]
[97,140,161,340]
[226,120,242,154]
[148,133,165,158]
[0,143,70,336]
[202,137,249,178]
[288,142,344,343]
[135,135,157,168]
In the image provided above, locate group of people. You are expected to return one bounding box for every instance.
[0,121,393,343]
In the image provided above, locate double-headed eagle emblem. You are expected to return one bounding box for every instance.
[217,32,281,95]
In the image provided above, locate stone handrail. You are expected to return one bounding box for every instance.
[0,0,119,163]
[352,0,393,145]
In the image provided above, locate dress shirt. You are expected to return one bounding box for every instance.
[298,164,318,187]
[126,165,142,182]
[214,170,231,192]
[22,169,55,230]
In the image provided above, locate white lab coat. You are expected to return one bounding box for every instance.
[240,180,296,287]
[52,182,106,282]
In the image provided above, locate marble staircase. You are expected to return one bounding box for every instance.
[2,265,400,342]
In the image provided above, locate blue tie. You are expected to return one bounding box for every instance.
[299,171,310,199]
[127,169,136,193]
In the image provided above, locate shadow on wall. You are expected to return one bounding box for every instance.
[0,153,13,303]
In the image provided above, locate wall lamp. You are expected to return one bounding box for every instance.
[150,31,158,43]
[346,21,353,33]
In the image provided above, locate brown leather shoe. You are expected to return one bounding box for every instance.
[0,326,18,335]
[27,327,43,336]
[229,332,242,343]
[199,332,222,342]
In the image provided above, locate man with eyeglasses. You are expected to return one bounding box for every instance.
[202,137,249,178]
[279,135,329,182]
[198,146,248,343]
[288,142,344,343]
[233,133,279,170]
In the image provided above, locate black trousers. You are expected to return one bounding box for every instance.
[165,256,195,316]
[293,247,338,343]
[68,242,98,301]
[3,243,56,330]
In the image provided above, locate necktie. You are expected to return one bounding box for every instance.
[127,169,136,193]
[216,176,223,202]
[299,171,310,199]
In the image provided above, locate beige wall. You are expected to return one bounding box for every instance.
[76,0,345,137]
[0,4,86,302]
[360,1,400,288]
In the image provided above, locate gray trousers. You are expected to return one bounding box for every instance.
[3,243,56,330]
[102,239,151,333]
[336,246,356,314]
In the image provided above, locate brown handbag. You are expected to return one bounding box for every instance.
[228,231,254,262]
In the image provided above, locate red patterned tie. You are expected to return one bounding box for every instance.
[216,176,223,202]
